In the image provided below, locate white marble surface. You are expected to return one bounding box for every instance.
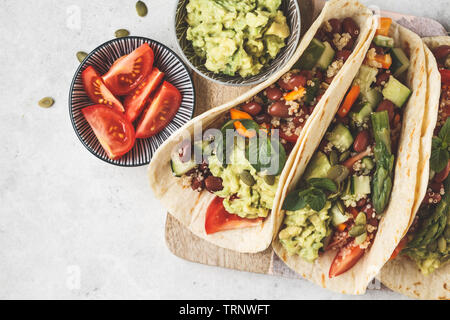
[0,0,447,300]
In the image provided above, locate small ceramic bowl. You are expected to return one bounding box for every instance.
[174,0,301,86]
[69,36,195,167]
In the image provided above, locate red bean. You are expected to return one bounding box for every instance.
[336,50,352,62]
[328,18,342,34]
[353,130,369,152]
[241,101,262,116]
[254,113,271,125]
[433,45,450,62]
[376,100,395,122]
[376,71,390,86]
[343,37,355,50]
[191,177,204,191]
[434,160,450,183]
[278,74,306,91]
[265,87,283,101]
[205,176,223,192]
[342,18,359,39]
[268,101,290,118]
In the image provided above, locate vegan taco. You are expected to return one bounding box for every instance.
[273,17,428,294]
[379,36,449,300]
[148,0,375,252]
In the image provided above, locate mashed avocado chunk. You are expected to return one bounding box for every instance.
[403,237,449,275]
[186,0,290,77]
[208,143,279,219]
[279,202,331,262]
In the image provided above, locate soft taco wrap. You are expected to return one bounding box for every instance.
[148,0,375,253]
[379,36,449,300]
[272,18,427,294]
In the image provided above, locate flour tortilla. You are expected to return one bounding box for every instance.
[273,21,427,294]
[379,36,449,300]
[148,0,375,253]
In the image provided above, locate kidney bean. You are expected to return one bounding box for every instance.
[433,45,450,62]
[268,101,291,118]
[356,198,367,208]
[265,87,283,101]
[315,69,324,81]
[205,176,223,192]
[328,18,342,34]
[342,17,359,39]
[278,74,306,91]
[376,100,395,122]
[241,101,262,116]
[298,70,313,80]
[430,181,444,193]
[254,113,271,125]
[376,70,391,86]
[353,130,370,152]
[370,43,385,55]
[343,37,355,50]
[336,50,352,62]
[191,177,204,191]
[315,27,330,42]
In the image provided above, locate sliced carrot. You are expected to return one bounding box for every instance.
[230,108,252,120]
[389,237,408,261]
[374,53,392,69]
[284,87,306,101]
[337,85,360,118]
[375,17,392,36]
[337,223,347,232]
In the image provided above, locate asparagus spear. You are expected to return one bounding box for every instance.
[371,111,394,214]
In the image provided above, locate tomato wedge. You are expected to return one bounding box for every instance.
[389,237,408,261]
[205,196,263,235]
[135,81,182,138]
[329,240,365,278]
[82,66,124,112]
[102,43,154,96]
[82,105,135,160]
[124,67,164,123]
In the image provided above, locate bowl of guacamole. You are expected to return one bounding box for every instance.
[174,0,301,86]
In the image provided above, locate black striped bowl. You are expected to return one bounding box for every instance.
[69,36,195,167]
[175,0,301,86]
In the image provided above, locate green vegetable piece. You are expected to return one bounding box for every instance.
[316,41,335,71]
[373,35,394,48]
[76,51,88,63]
[308,178,337,192]
[303,151,331,180]
[355,211,366,225]
[339,150,350,162]
[438,236,447,253]
[355,232,367,245]
[329,150,338,165]
[331,204,348,227]
[264,175,275,185]
[326,123,354,153]
[282,189,306,211]
[295,38,325,70]
[352,102,374,126]
[38,97,54,108]
[304,79,320,105]
[391,48,410,77]
[349,225,366,237]
[362,157,375,170]
[327,165,349,184]
[136,1,148,17]
[352,175,371,195]
[382,76,411,107]
[115,29,130,38]
[354,65,378,93]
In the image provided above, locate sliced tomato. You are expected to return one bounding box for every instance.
[82,66,124,112]
[102,43,154,96]
[389,237,408,261]
[329,240,365,278]
[135,81,182,138]
[440,69,450,86]
[124,67,164,123]
[82,105,135,160]
[205,196,263,235]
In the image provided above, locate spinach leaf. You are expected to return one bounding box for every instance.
[308,178,337,192]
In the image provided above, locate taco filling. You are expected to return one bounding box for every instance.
[170,17,361,235]
[279,18,413,277]
[390,45,450,275]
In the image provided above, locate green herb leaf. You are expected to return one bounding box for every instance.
[432,137,442,149]
[438,118,450,144]
[305,188,327,212]
[282,189,306,211]
[430,147,449,173]
[308,178,337,192]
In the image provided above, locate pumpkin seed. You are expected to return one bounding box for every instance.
[38,97,54,108]
[349,225,365,237]
[327,165,349,184]
[438,236,447,253]
[136,1,148,17]
[339,150,350,162]
[355,232,367,245]
[115,29,130,38]
[264,175,275,185]
[329,150,338,165]
[355,212,366,225]
[240,170,256,186]
[76,51,88,63]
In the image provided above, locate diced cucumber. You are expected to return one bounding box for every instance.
[316,41,335,70]
[361,87,382,109]
[352,175,371,195]
[331,204,349,227]
[391,48,410,77]
[304,79,320,105]
[355,232,367,244]
[295,38,325,70]
[303,151,331,180]
[382,76,411,107]
[352,102,373,125]
[326,123,354,153]
[373,35,394,48]
[354,65,378,93]
[362,157,375,170]
[171,152,197,177]
[371,111,392,153]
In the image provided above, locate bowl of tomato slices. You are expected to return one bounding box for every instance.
[69,36,195,166]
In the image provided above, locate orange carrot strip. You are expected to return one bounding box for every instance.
[337,85,360,118]
[375,17,392,36]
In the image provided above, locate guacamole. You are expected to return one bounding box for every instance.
[279,202,331,262]
[185,0,290,77]
[208,143,279,219]
[403,238,449,275]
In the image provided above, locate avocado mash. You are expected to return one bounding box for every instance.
[208,142,279,218]
[185,0,290,77]
[279,202,331,262]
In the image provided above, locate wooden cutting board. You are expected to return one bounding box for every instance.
[165,0,447,278]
